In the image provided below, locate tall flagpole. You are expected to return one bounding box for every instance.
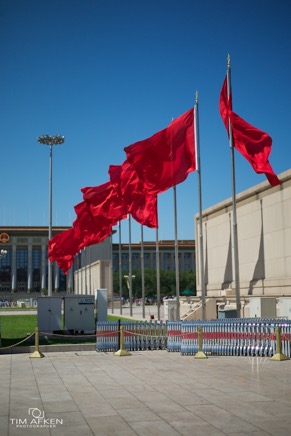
[195,91,206,320]
[128,214,133,317]
[118,221,123,315]
[156,222,160,320]
[110,234,114,314]
[173,185,180,319]
[227,54,241,317]
[141,224,145,319]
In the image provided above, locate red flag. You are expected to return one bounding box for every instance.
[73,200,113,248]
[81,181,127,223]
[109,161,158,228]
[220,77,281,187]
[48,227,81,273]
[48,200,115,274]
[124,108,196,194]
[55,255,75,275]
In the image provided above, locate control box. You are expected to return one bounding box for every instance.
[64,295,95,333]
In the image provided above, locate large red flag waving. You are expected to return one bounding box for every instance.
[49,195,118,274]
[73,200,114,248]
[48,227,80,273]
[109,161,158,228]
[219,77,280,187]
[81,181,127,223]
[124,108,196,194]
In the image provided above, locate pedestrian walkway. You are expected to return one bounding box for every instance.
[108,303,165,321]
[1,349,291,435]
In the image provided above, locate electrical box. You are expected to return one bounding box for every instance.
[37,297,62,332]
[278,298,291,320]
[164,299,178,321]
[249,297,277,318]
[64,295,95,333]
[95,288,108,322]
[218,309,238,319]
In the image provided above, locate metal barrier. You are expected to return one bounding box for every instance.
[167,321,182,352]
[96,318,291,357]
[179,319,291,357]
[96,320,167,352]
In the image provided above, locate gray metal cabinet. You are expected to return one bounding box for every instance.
[64,295,95,333]
[37,297,62,332]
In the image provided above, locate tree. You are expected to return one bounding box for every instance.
[113,268,196,298]
[180,270,196,294]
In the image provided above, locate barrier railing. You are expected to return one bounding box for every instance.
[96,318,291,357]
[173,319,291,357]
[2,318,289,360]
[167,321,182,352]
[96,320,167,352]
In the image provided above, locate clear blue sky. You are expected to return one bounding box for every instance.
[1,0,290,244]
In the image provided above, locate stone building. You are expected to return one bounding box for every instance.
[0,226,72,295]
[73,239,195,299]
[195,169,291,299]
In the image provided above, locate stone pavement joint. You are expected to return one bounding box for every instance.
[1,350,291,435]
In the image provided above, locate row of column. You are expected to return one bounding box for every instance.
[9,243,73,292]
[125,251,195,271]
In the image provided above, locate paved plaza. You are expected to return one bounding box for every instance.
[108,303,165,321]
[1,348,291,435]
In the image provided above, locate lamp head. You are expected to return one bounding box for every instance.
[37,135,65,146]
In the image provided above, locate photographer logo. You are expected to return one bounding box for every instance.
[10,407,63,429]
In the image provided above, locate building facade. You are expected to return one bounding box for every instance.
[74,239,112,296]
[0,226,195,299]
[73,239,196,298]
[112,240,195,273]
[195,169,291,298]
[0,226,72,295]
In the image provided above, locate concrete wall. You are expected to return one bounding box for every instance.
[195,169,291,298]
[74,259,112,300]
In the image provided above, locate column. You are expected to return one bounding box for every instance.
[11,243,17,293]
[54,262,59,292]
[41,243,47,291]
[27,242,33,292]
[67,266,73,294]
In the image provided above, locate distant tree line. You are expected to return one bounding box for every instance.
[113,268,196,299]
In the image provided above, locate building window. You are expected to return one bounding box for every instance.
[33,248,41,291]
[59,270,67,291]
[17,248,28,283]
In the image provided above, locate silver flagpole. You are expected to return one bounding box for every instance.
[173,185,180,319]
[141,224,145,319]
[195,92,206,320]
[227,54,241,317]
[110,233,114,314]
[119,221,122,315]
[128,215,133,317]
[156,225,160,320]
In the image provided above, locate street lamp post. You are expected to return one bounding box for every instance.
[38,134,64,297]
[124,274,135,314]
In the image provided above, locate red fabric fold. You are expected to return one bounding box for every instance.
[109,161,158,228]
[81,181,127,223]
[219,76,281,187]
[124,108,196,194]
